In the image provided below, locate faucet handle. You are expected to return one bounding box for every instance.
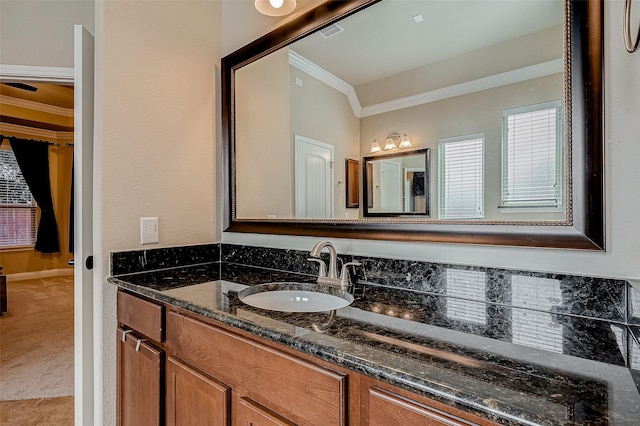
[307,258,327,277]
[339,261,362,290]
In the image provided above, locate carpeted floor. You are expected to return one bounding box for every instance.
[0,396,74,425]
[0,276,74,401]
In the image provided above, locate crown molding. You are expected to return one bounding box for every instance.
[0,95,74,117]
[360,59,563,117]
[0,64,74,84]
[288,51,562,119]
[0,122,74,142]
[289,50,363,117]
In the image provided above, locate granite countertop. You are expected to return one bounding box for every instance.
[108,262,640,425]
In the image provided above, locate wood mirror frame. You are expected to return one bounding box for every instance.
[222,0,604,250]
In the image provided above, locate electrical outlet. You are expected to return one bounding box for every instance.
[140,217,159,244]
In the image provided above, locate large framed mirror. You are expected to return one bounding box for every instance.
[222,0,604,250]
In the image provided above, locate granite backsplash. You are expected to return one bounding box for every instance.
[110,242,640,371]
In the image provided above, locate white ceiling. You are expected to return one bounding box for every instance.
[290,0,564,87]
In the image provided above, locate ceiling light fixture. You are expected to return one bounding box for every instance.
[255,0,297,17]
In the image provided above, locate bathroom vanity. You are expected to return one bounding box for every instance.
[108,244,639,425]
[116,288,498,425]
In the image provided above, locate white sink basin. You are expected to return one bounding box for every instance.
[238,282,353,313]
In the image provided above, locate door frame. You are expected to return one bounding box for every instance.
[0,62,95,424]
[404,167,425,212]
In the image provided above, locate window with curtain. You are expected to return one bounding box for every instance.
[0,148,37,248]
[501,101,563,209]
[438,134,484,219]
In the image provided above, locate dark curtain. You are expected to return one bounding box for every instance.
[9,137,60,253]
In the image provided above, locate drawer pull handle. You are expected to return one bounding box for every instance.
[135,338,147,352]
[121,329,133,342]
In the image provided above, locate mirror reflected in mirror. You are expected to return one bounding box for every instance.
[364,149,430,217]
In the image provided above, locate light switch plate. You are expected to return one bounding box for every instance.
[140,217,159,244]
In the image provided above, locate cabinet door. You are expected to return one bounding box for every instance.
[166,357,230,426]
[117,327,162,426]
[235,396,296,426]
[367,386,487,426]
[167,311,346,425]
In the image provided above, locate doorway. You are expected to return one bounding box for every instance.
[0,80,75,422]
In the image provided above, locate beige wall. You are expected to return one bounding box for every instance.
[236,48,291,218]
[235,50,361,220]
[0,0,94,67]
[96,0,220,423]
[290,66,360,220]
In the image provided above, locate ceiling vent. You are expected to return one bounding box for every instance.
[319,23,344,39]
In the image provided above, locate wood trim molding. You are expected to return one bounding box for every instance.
[6,268,73,282]
[0,95,74,117]
[0,122,74,142]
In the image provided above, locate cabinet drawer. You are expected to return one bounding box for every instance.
[167,311,347,425]
[367,385,498,426]
[117,291,164,342]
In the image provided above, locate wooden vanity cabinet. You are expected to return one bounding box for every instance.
[117,327,163,426]
[235,396,296,426]
[166,310,348,425]
[116,291,165,426]
[361,378,500,426]
[166,357,230,426]
[116,290,501,426]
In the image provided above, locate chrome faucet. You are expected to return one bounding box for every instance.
[308,240,360,291]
